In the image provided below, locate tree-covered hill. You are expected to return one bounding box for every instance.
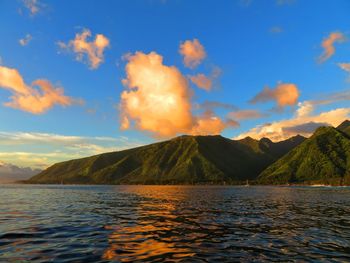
[258,120,350,185]
[27,134,304,184]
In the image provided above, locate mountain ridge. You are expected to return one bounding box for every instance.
[26,134,305,185]
[25,120,350,185]
[258,120,350,185]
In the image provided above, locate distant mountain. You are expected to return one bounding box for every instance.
[27,134,304,185]
[0,161,42,183]
[258,120,350,185]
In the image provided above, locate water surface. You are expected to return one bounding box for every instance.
[1,185,350,262]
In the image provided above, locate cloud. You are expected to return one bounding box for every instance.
[0,65,78,114]
[318,32,346,63]
[119,51,236,137]
[228,109,265,120]
[58,29,110,69]
[19,34,33,46]
[190,110,239,135]
[179,39,206,68]
[190,74,212,91]
[22,0,40,15]
[300,89,350,108]
[249,83,300,109]
[269,26,283,34]
[338,63,350,73]
[189,67,221,91]
[198,101,238,111]
[235,106,350,141]
[0,132,144,169]
[296,101,314,118]
[282,122,329,134]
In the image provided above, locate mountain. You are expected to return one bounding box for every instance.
[337,120,350,136]
[258,122,350,185]
[26,134,304,185]
[0,161,42,183]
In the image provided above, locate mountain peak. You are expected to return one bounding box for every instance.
[260,137,272,144]
[338,119,350,127]
[312,125,334,136]
[337,120,350,131]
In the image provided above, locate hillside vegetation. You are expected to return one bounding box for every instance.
[27,134,304,184]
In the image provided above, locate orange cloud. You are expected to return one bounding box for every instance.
[191,111,238,135]
[338,63,350,73]
[189,67,221,91]
[58,29,110,69]
[190,74,212,91]
[179,39,206,68]
[318,32,345,63]
[250,83,299,108]
[0,66,78,114]
[235,105,350,141]
[120,52,235,137]
[228,109,264,120]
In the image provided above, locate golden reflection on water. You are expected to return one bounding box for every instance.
[102,186,196,261]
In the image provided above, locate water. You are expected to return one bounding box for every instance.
[1,185,350,262]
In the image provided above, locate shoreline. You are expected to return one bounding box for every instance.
[8,182,350,187]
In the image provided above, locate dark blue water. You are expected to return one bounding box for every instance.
[1,185,350,262]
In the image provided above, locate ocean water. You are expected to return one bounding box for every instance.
[0,185,350,262]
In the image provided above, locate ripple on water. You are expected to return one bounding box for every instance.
[0,185,350,262]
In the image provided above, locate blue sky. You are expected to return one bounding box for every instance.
[0,0,350,168]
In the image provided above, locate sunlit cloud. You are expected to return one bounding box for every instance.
[22,0,40,15]
[190,110,239,135]
[235,106,350,141]
[120,51,236,138]
[0,132,144,169]
[198,101,238,111]
[189,67,221,91]
[0,132,118,145]
[303,89,350,106]
[338,63,350,73]
[190,74,212,91]
[0,65,79,114]
[179,39,206,69]
[249,83,299,109]
[58,29,110,69]
[318,32,345,63]
[19,34,33,46]
[239,87,350,141]
[296,101,314,118]
[228,109,265,120]
[0,152,77,170]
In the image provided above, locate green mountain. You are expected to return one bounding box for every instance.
[26,134,304,185]
[258,120,350,185]
[337,120,350,136]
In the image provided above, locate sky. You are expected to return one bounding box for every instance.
[0,0,350,169]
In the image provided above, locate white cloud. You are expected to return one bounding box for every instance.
[19,34,33,46]
[22,0,40,15]
[0,132,145,169]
